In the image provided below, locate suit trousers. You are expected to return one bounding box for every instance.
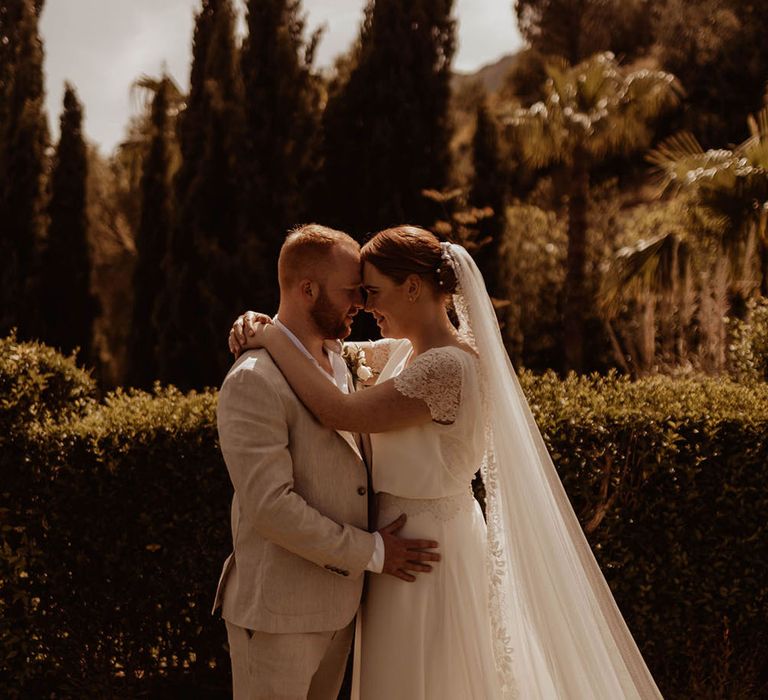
[225,619,355,700]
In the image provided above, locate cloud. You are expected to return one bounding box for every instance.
[41,0,198,152]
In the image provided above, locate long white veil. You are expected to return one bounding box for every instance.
[445,243,662,699]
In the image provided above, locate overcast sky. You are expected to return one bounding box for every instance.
[39,1,523,154]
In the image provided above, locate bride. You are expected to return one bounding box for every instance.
[230,225,662,699]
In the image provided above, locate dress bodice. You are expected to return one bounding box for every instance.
[368,339,485,499]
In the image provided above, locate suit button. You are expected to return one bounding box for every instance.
[357,486,367,496]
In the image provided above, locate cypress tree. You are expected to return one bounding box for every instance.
[318,0,456,237]
[156,0,244,389]
[39,83,96,364]
[0,0,48,338]
[127,79,174,388]
[470,99,506,298]
[240,0,322,312]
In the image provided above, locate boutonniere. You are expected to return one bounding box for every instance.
[342,343,375,387]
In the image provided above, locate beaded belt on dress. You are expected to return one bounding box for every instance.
[377,489,476,521]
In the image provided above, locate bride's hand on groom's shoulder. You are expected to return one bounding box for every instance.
[228,311,273,357]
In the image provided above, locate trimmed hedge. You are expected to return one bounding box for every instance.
[521,371,768,698]
[1,335,98,695]
[2,337,768,698]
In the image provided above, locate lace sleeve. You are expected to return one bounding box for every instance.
[393,349,463,424]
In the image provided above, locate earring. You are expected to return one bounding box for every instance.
[408,296,415,303]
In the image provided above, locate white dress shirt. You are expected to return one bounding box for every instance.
[274,318,384,574]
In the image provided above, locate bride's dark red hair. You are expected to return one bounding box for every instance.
[360,226,457,293]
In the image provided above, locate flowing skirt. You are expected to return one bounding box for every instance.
[355,490,505,700]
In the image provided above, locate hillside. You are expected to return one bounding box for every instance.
[452,52,520,95]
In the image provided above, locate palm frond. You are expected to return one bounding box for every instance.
[130,73,184,114]
[747,105,768,140]
[646,133,738,195]
[647,131,706,168]
[504,52,680,173]
[622,70,683,120]
[740,106,768,168]
[502,102,566,168]
[600,232,688,315]
[543,56,571,100]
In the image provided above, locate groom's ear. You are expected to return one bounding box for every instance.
[299,278,320,302]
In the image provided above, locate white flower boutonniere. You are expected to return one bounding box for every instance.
[342,343,376,387]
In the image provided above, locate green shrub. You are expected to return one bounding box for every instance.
[8,386,228,698]
[3,338,768,698]
[727,297,768,383]
[0,334,97,694]
[0,332,97,443]
[520,370,768,698]
[502,203,567,370]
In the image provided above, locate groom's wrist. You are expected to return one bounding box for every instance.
[365,532,385,574]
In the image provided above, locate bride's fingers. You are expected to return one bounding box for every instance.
[246,314,260,336]
[395,569,417,583]
[234,316,248,345]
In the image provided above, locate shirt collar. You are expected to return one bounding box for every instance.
[273,316,318,363]
[273,317,348,391]
[274,316,342,357]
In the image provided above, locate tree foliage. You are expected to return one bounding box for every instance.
[515,0,656,65]
[503,52,681,371]
[318,0,456,237]
[239,0,323,310]
[652,0,768,147]
[127,79,175,388]
[470,99,506,297]
[156,0,245,389]
[39,84,96,365]
[647,107,768,296]
[0,0,48,338]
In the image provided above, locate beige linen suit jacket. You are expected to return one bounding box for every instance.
[212,348,375,634]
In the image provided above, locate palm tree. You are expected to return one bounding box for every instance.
[113,73,184,230]
[646,106,768,296]
[600,108,768,375]
[599,215,696,374]
[502,52,681,372]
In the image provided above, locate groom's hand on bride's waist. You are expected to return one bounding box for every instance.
[378,514,440,583]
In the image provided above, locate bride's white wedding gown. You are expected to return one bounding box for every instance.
[355,338,511,699]
[349,243,661,700]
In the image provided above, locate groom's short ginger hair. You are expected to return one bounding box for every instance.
[278,224,359,289]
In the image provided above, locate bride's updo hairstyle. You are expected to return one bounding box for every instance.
[360,225,458,295]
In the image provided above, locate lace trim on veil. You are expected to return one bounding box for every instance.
[450,246,519,699]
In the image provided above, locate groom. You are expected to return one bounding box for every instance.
[213,224,440,700]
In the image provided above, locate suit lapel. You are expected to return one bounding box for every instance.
[312,339,363,461]
[336,427,363,460]
[335,363,363,460]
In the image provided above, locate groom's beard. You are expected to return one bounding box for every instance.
[310,287,350,339]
